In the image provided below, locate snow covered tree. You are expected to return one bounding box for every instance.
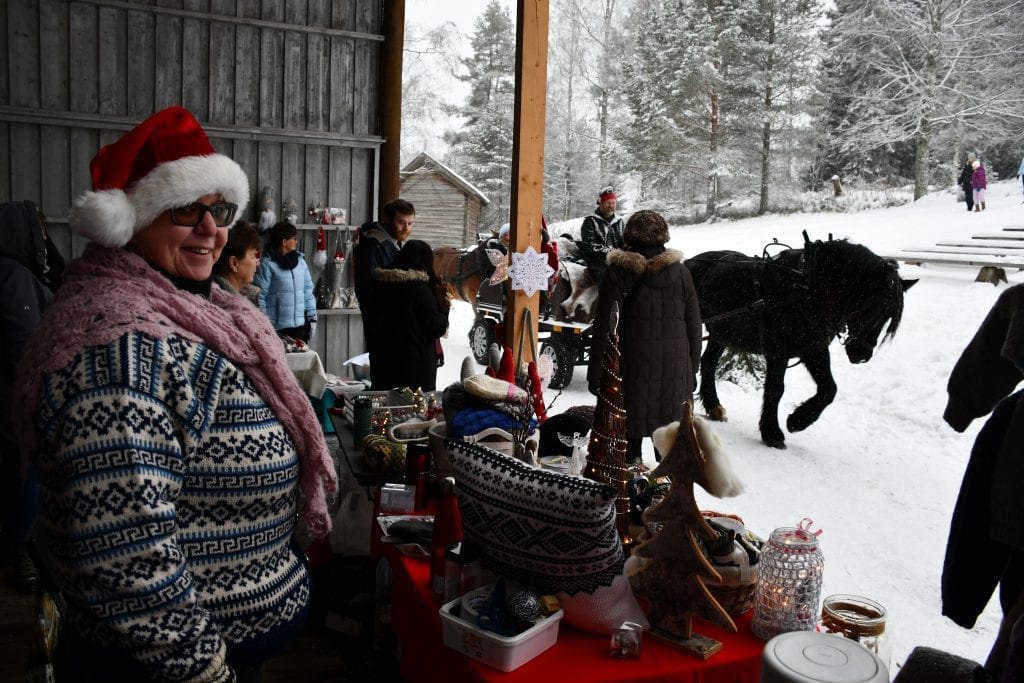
[543,0,630,221]
[401,22,464,164]
[732,0,823,214]
[827,0,1024,200]
[445,0,516,227]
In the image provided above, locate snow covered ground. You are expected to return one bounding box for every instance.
[435,179,1024,675]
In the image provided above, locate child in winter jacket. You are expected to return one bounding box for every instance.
[972,160,987,212]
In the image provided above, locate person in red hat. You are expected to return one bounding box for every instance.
[14,106,337,681]
[579,185,625,285]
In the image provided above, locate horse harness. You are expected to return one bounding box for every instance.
[693,236,847,363]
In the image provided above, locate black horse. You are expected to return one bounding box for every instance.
[685,237,916,449]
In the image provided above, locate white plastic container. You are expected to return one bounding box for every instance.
[761,630,889,683]
[439,593,563,672]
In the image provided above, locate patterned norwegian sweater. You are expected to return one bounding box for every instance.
[36,330,309,681]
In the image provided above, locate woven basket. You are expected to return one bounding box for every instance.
[702,512,760,616]
[705,575,757,616]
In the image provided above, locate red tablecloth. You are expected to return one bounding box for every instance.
[388,550,765,683]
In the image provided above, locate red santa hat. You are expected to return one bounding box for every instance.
[69,106,249,247]
[598,186,616,202]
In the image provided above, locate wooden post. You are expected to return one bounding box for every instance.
[378,1,405,219]
[505,0,549,367]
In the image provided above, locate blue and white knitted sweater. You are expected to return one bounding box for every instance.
[36,330,309,680]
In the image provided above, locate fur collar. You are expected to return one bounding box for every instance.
[374,267,429,284]
[607,247,683,275]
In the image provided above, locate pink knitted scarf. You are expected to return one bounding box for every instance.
[15,244,338,537]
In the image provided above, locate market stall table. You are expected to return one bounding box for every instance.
[285,349,330,398]
[386,547,765,683]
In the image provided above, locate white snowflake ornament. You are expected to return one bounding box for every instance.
[509,246,554,297]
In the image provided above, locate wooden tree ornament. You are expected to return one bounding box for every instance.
[583,317,632,548]
[629,401,736,658]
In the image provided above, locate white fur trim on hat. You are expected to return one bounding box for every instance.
[70,153,249,248]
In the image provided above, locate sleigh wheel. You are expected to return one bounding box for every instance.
[540,340,573,390]
[468,317,496,364]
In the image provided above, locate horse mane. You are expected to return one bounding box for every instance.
[809,238,904,342]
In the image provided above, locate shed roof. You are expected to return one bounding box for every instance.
[401,152,490,205]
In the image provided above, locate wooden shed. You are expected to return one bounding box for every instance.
[0,0,398,376]
[400,151,489,248]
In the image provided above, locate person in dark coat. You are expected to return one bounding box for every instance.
[958,152,976,212]
[579,186,625,285]
[0,200,64,592]
[353,198,415,322]
[586,209,702,464]
[942,283,1024,680]
[368,239,450,391]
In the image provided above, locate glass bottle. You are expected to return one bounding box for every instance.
[819,594,891,669]
[751,526,825,640]
[353,395,372,449]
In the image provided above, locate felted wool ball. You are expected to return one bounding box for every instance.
[506,588,541,621]
[362,434,394,472]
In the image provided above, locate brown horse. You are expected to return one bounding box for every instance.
[433,246,490,312]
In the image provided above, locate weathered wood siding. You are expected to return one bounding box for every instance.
[0,0,387,378]
[400,172,485,248]
[1,0,384,260]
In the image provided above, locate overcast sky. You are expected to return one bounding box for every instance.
[404,0,517,44]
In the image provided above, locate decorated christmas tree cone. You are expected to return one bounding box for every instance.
[584,327,632,549]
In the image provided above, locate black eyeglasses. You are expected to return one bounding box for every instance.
[169,202,238,227]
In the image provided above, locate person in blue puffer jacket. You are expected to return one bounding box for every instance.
[255,221,318,342]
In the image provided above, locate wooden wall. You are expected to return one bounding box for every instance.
[0,0,385,262]
[400,172,485,248]
[0,0,387,378]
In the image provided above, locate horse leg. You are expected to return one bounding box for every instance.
[698,340,728,421]
[760,354,788,449]
[786,347,837,434]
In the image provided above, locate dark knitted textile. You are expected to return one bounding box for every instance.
[448,439,624,595]
[892,646,990,683]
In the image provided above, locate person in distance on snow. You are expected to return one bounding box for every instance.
[578,186,625,285]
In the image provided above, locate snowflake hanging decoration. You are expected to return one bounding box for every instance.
[485,248,510,285]
[509,246,554,297]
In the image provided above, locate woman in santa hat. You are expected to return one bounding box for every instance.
[14,106,336,682]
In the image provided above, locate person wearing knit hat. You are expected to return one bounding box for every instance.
[587,209,701,465]
[972,159,987,212]
[579,185,625,285]
[14,106,337,680]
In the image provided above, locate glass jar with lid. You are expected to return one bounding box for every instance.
[751,526,825,640]
[818,593,891,669]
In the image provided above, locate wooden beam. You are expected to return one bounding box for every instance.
[378,1,405,219]
[71,0,384,41]
[505,0,549,366]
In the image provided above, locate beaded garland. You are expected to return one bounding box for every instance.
[584,328,632,545]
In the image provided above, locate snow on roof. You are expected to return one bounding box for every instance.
[401,152,490,205]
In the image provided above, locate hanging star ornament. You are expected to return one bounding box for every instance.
[485,248,510,285]
[509,246,555,297]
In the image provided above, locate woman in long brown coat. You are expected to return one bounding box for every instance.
[586,209,702,464]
